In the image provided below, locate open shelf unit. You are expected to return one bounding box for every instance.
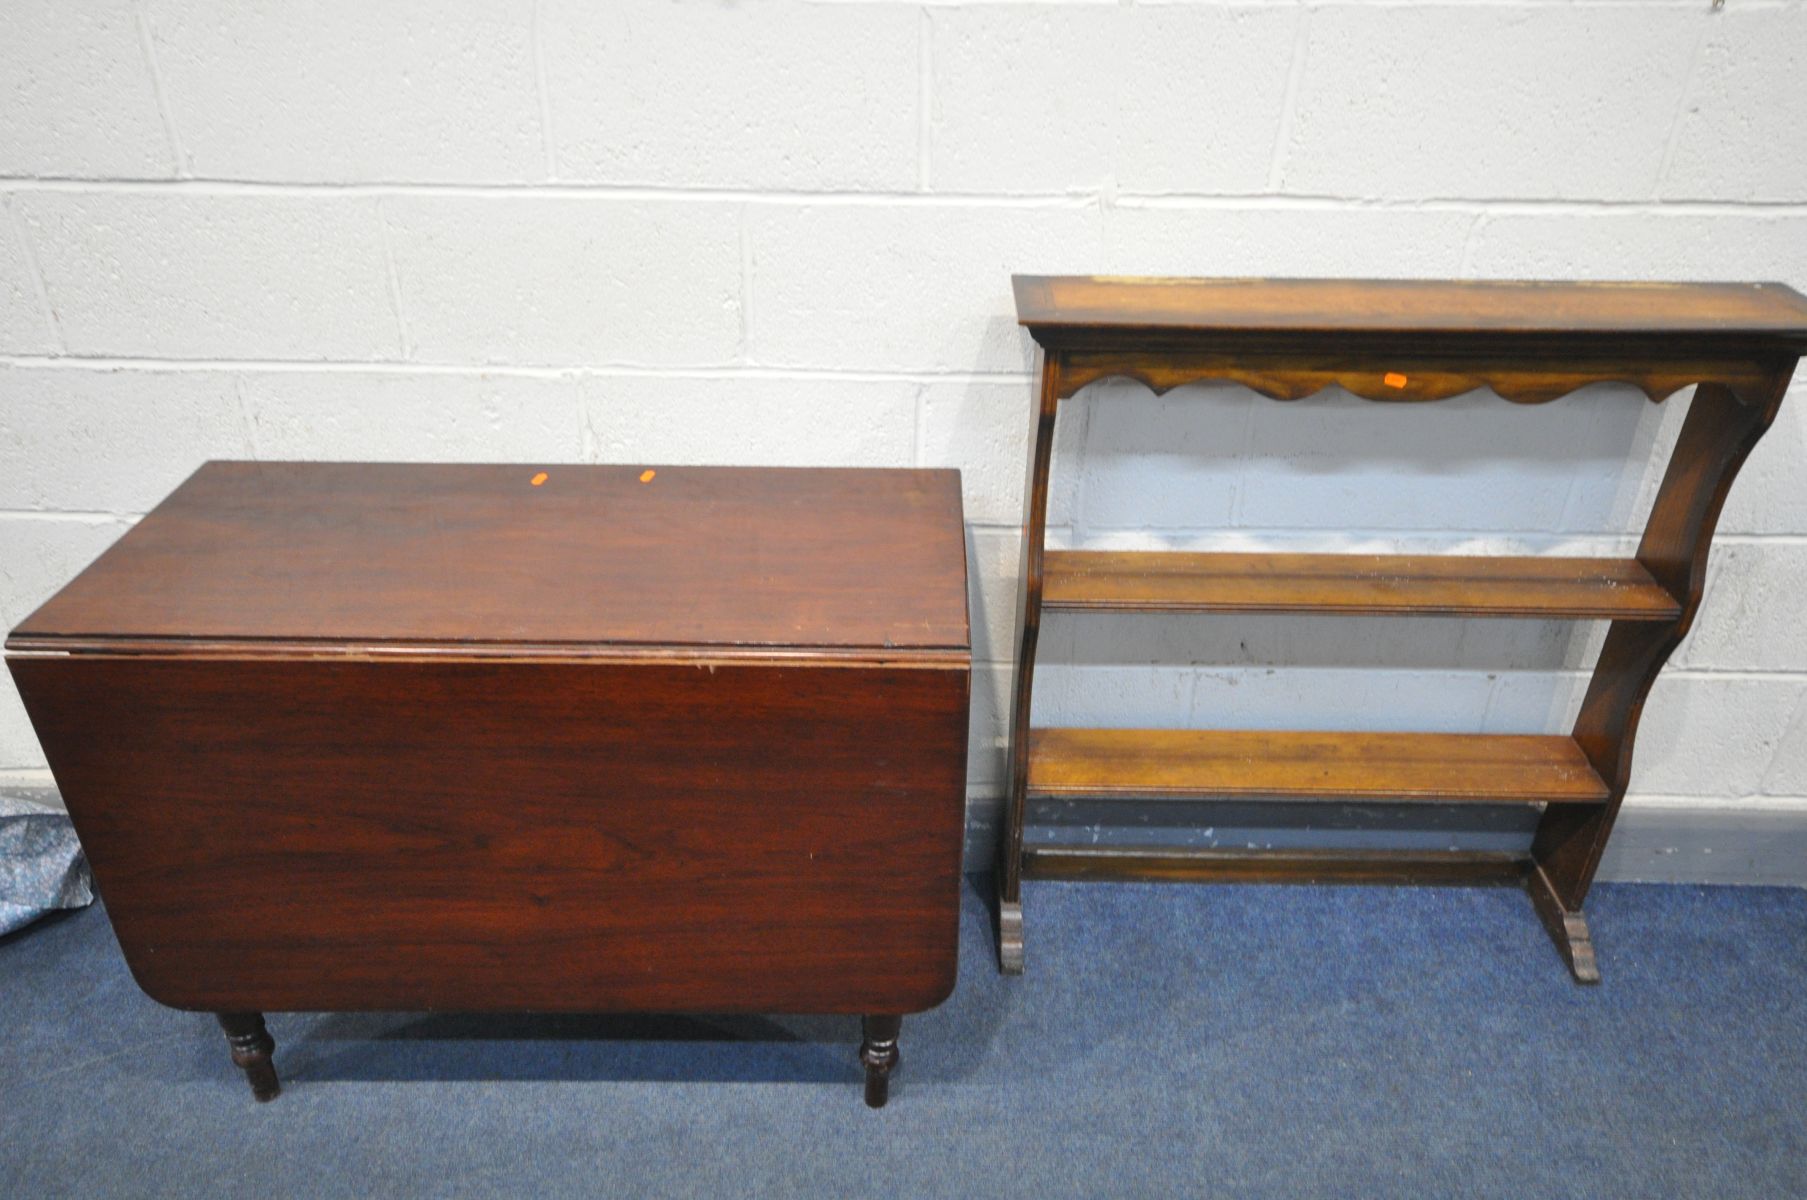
[996,275,1807,983]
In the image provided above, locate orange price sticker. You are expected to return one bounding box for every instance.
[1383,372,1409,389]
[639,469,656,483]
[530,471,549,486]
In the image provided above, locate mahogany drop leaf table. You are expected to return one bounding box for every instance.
[996,275,1807,981]
[6,462,971,1108]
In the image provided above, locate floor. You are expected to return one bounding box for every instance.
[2,878,1804,1198]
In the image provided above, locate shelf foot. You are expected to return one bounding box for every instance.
[1527,864,1600,985]
[996,888,1024,976]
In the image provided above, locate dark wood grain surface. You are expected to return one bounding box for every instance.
[9,654,968,1015]
[1014,276,1807,342]
[1027,728,1609,805]
[1041,550,1680,620]
[9,462,969,653]
[1535,376,1791,924]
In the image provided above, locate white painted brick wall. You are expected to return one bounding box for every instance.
[543,1,921,190]
[748,201,1103,372]
[1102,205,1474,278]
[3,1,1806,867]
[0,368,250,511]
[17,193,399,358]
[0,515,135,771]
[930,5,1298,194]
[0,203,58,355]
[1663,6,1807,203]
[1724,395,1807,534]
[1763,694,1807,796]
[1469,211,1807,281]
[0,0,171,179]
[385,197,742,366]
[1636,675,1802,798]
[1281,6,1698,201]
[582,376,917,467]
[143,0,545,184]
[241,372,584,463]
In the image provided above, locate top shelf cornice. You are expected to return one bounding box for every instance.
[1012,276,1807,351]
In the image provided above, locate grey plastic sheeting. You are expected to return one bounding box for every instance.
[0,791,93,936]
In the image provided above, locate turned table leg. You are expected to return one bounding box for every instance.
[860,1015,902,1109]
[217,1012,281,1102]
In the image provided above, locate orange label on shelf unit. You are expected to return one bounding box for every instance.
[1383,372,1409,388]
[640,470,657,483]
[529,472,549,486]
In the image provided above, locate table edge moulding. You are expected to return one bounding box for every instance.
[995,274,1807,981]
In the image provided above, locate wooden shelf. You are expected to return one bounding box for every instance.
[1027,728,1610,805]
[1022,845,1530,886]
[1042,551,1680,621]
[995,274,1806,982]
[1012,276,1807,342]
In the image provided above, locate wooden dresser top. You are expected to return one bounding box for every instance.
[8,462,970,658]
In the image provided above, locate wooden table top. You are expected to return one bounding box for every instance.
[8,462,970,656]
[1012,276,1807,345]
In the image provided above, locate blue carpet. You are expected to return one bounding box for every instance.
[1,878,1804,1198]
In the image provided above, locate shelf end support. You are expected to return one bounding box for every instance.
[1527,862,1600,985]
